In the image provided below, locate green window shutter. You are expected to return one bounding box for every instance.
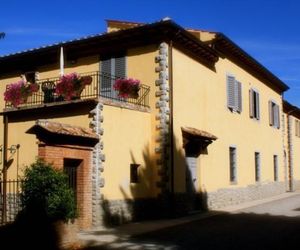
[227,75,236,110]
[236,81,242,112]
[255,91,260,120]
[249,89,254,118]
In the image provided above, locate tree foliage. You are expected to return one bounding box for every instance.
[21,159,77,222]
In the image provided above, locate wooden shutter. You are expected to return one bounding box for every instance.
[114,56,126,78]
[229,147,237,182]
[227,75,235,109]
[236,81,242,112]
[100,58,112,95]
[275,104,280,129]
[255,91,260,120]
[255,152,260,182]
[186,157,197,190]
[249,89,254,118]
[269,101,273,126]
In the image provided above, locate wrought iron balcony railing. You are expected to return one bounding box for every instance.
[4,71,150,109]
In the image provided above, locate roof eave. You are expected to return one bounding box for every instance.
[0,19,218,74]
[212,33,289,93]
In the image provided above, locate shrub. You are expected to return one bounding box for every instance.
[21,160,77,222]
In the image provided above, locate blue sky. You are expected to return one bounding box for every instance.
[1,0,299,106]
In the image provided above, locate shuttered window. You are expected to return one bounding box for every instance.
[255,152,260,182]
[273,155,278,181]
[229,147,237,183]
[100,55,126,97]
[269,101,280,129]
[227,75,242,113]
[249,89,260,120]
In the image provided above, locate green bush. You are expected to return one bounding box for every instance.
[21,159,77,222]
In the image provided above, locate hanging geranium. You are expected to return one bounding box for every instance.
[55,72,92,101]
[4,80,39,108]
[113,78,140,99]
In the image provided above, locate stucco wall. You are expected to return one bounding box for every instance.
[172,47,285,195]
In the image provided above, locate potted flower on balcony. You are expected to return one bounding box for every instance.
[113,78,140,99]
[55,72,92,101]
[4,80,39,108]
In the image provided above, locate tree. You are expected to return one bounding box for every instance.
[20,159,77,222]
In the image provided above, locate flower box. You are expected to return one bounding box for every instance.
[4,80,39,107]
[113,78,140,99]
[55,73,92,101]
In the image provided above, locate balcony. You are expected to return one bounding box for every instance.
[4,71,150,111]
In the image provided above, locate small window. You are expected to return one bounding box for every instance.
[229,147,237,183]
[227,75,242,113]
[255,152,260,182]
[23,71,37,84]
[249,89,260,120]
[273,155,278,181]
[269,101,280,129]
[130,164,140,183]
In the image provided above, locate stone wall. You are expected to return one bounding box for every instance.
[206,182,286,209]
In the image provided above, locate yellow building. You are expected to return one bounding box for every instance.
[283,101,300,191]
[0,18,297,229]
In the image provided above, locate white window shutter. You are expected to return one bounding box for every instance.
[227,75,235,109]
[273,104,278,128]
[269,101,273,126]
[249,89,254,118]
[276,104,280,129]
[100,59,112,94]
[115,56,126,78]
[236,81,242,112]
[255,91,260,120]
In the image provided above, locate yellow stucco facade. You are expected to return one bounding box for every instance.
[0,19,298,227]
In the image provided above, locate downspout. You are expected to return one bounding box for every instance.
[168,40,174,195]
[2,114,8,223]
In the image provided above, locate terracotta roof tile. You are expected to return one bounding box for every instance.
[181,126,217,140]
[33,119,98,139]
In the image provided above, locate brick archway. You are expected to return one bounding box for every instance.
[27,120,99,229]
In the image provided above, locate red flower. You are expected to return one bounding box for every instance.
[113,78,140,98]
[55,73,92,100]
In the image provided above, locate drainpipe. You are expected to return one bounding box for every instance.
[168,40,174,195]
[2,114,8,223]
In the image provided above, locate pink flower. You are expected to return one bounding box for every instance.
[113,78,140,98]
[55,73,92,100]
[4,80,39,107]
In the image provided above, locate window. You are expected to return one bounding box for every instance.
[227,75,242,113]
[255,152,260,182]
[22,71,38,84]
[249,89,260,120]
[130,164,140,183]
[295,119,300,137]
[63,158,81,205]
[273,155,278,181]
[100,55,126,97]
[269,101,280,129]
[229,147,237,183]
